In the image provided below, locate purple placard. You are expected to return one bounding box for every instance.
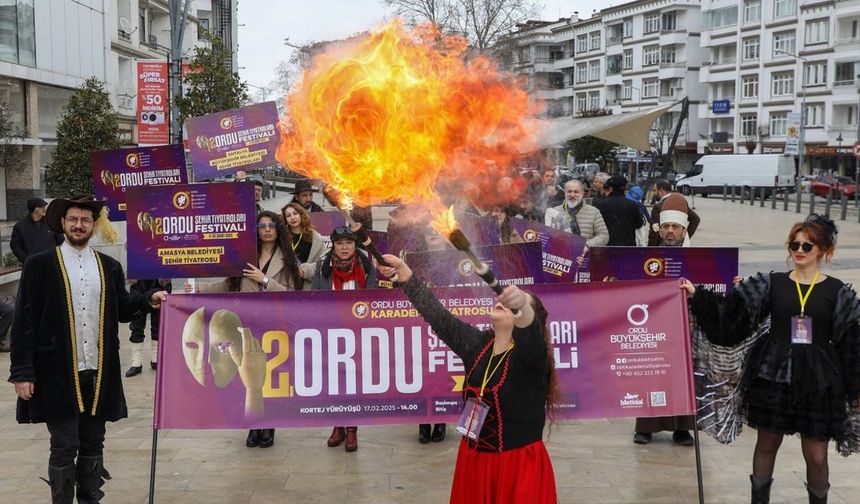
[387,214,501,258]
[508,219,587,283]
[186,102,280,181]
[125,182,257,279]
[155,279,695,429]
[589,247,739,294]
[91,145,187,221]
[406,242,545,287]
[309,211,347,246]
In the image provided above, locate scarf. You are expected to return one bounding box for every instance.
[331,254,367,290]
[563,200,583,235]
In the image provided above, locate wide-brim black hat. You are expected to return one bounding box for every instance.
[46,194,106,233]
[291,179,318,195]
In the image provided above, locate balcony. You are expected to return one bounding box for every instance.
[660,61,686,68]
[828,124,859,133]
[607,35,622,46]
[711,56,737,66]
[835,35,860,46]
[834,78,857,87]
[118,29,131,42]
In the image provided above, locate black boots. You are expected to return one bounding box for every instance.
[246,429,261,447]
[432,423,446,442]
[258,429,275,448]
[806,483,829,504]
[75,455,111,504]
[419,424,446,443]
[124,366,142,377]
[46,464,75,504]
[750,475,773,504]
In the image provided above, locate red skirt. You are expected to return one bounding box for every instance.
[450,439,557,504]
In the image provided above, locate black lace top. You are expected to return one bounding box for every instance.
[402,277,549,452]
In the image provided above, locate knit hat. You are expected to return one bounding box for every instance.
[27,197,47,213]
[606,175,628,190]
[659,193,689,228]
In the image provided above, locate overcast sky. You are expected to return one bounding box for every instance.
[237,0,613,93]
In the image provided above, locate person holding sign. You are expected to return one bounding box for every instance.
[280,202,325,289]
[683,215,860,504]
[191,211,303,449]
[377,254,559,504]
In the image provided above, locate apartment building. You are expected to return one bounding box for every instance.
[699,0,860,175]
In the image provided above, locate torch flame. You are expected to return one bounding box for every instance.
[276,20,541,218]
[431,205,459,237]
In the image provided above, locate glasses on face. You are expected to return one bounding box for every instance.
[789,241,815,253]
[64,217,94,226]
[257,222,277,230]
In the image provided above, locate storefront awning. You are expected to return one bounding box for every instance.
[538,102,678,151]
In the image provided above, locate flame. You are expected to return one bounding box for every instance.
[276,20,541,215]
[431,205,459,236]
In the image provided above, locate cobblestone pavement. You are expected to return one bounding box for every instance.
[2,196,860,503]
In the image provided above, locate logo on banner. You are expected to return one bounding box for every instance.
[457,259,474,277]
[627,304,649,326]
[125,152,140,168]
[352,301,370,319]
[173,192,191,210]
[643,258,664,277]
[620,392,645,408]
[523,229,539,242]
[220,117,235,130]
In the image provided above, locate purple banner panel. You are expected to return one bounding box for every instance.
[589,247,739,294]
[155,279,695,429]
[406,242,545,288]
[508,219,587,283]
[186,101,280,181]
[125,182,257,279]
[91,145,187,221]
[387,214,501,258]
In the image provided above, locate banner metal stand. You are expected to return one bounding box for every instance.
[148,427,159,504]
[692,415,705,504]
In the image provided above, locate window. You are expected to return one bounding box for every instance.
[742,75,759,98]
[847,105,858,125]
[576,63,587,83]
[804,62,826,86]
[623,19,633,37]
[773,31,795,58]
[588,91,600,110]
[805,19,828,45]
[741,114,758,137]
[139,6,147,43]
[576,93,587,113]
[705,6,738,29]
[643,45,660,66]
[623,49,633,69]
[38,84,76,138]
[742,37,760,61]
[623,80,632,99]
[661,46,677,64]
[775,0,795,18]
[772,72,794,97]
[576,34,587,53]
[588,60,600,81]
[0,0,35,66]
[607,55,622,75]
[835,62,857,85]
[805,104,823,127]
[744,0,761,23]
[643,79,658,98]
[589,31,600,50]
[645,14,661,34]
[662,12,677,32]
[770,112,788,136]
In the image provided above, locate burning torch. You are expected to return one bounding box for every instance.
[322,185,392,272]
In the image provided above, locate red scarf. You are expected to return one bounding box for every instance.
[331,254,367,290]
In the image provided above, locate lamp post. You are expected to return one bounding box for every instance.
[836,133,843,176]
[774,48,808,176]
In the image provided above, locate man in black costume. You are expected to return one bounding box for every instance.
[7,195,168,503]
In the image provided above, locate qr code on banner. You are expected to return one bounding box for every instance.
[650,391,667,407]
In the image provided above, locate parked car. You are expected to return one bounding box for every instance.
[811,176,858,198]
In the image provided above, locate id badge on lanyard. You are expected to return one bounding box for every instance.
[456,397,490,440]
[792,271,819,345]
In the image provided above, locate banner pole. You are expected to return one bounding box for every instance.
[692,414,705,504]
[148,427,159,504]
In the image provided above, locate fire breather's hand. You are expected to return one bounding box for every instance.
[497,285,527,311]
[378,254,412,283]
[231,327,266,418]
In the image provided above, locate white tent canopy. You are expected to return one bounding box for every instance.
[538,102,678,151]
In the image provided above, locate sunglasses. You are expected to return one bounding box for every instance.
[256,222,277,230]
[789,241,815,253]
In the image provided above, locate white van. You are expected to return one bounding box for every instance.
[676,154,795,196]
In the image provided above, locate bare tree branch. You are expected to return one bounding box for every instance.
[382,0,458,31]
[458,0,542,52]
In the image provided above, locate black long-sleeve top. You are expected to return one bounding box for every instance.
[402,277,549,452]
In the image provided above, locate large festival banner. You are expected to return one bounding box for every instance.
[155,279,695,429]
[406,242,546,287]
[508,219,588,283]
[185,101,280,181]
[125,182,257,279]
[136,61,169,146]
[91,145,188,221]
[589,247,739,294]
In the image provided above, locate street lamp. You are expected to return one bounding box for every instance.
[774,48,808,176]
[836,133,843,175]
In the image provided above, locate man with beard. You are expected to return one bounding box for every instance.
[590,172,611,204]
[291,179,324,213]
[8,195,168,503]
[648,179,700,246]
[545,179,609,266]
[632,201,695,446]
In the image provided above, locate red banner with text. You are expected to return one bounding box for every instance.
[137,60,169,145]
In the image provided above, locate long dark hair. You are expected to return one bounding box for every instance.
[526,292,561,421]
[228,211,302,291]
